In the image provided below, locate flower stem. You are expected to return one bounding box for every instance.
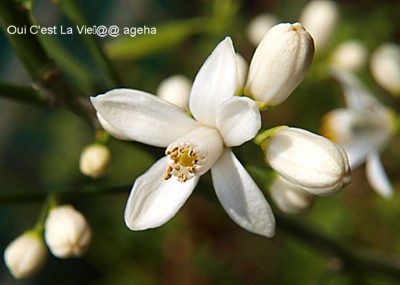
[0,81,48,107]
[0,184,129,205]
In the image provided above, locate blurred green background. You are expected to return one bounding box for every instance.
[1,0,400,284]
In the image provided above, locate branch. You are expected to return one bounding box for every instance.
[0,0,99,128]
[276,212,400,280]
[0,81,48,107]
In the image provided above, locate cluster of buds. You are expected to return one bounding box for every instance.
[3,205,91,279]
[245,21,351,212]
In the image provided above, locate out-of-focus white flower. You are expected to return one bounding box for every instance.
[270,175,314,214]
[322,68,395,198]
[247,13,279,46]
[299,0,339,52]
[91,37,275,237]
[45,205,92,258]
[157,75,192,110]
[4,231,48,279]
[79,143,111,178]
[235,53,248,93]
[370,43,400,96]
[245,22,314,108]
[330,40,368,71]
[258,126,351,196]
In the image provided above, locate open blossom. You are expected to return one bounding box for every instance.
[91,38,275,237]
[321,68,396,198]
[4,231,48,279]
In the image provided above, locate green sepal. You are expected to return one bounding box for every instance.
[254,126,288,151]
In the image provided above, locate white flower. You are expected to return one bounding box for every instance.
[4,231,48,279]
[245,23,314,107]
[370,43,400,96]
[330,40,368,71]
[91,38,275,237]
[235,53,248,94]
[322,68,395,198]
[270,175,314,214]
[299,0,339,51]
[157,75,191,110]
[79,143,112,178]
[45,205,92,258]
[259,126,351,196]
[246,13,279,46]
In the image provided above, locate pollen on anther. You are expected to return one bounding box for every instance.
[164,143,199,183]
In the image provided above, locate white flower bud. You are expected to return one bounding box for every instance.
[245,23,314,107]
[262,127,351,196]
[247,13,279,46]
[45,205,92,258]
[79,143,112,178]
[235,53,248,93]
[157,75,191,110]
[4,231,48,279]
[299,0,339,51]
[270,175,314,214]
[330,40,368,71]
[370,43,400,96]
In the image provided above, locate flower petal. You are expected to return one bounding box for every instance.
[343,141,375,169]
[91,89,199,147]
[331,68,382,111]
[216,96,261,147]
[211,149,275,237]
[365,152,393,199]
[189,37,237,127]
[124,157,199,230]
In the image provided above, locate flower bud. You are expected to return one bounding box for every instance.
[4,231,48,279]
[370,43,400,96]
[259,126,351,196]
[245,23,314,107]
[247,13,279,46]
[79,143,112,178]
[299,0,339,51]
[270,175,314,214]
[330,40,368,71]
[45,205,92,258]
[157,75,191,110]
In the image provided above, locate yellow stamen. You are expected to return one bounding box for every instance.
[164,144,199,183]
